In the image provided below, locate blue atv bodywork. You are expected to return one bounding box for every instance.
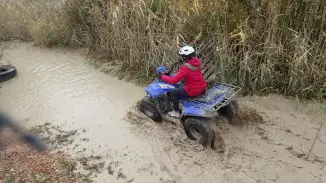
[145,68,241,119]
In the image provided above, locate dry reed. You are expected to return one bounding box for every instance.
[0,0,325,99]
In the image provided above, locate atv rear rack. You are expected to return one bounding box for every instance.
[211,83,241,111]
[187,82,241,112]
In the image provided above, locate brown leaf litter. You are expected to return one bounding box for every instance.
[0,130,77,183]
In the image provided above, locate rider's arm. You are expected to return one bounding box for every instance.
[161,66,186,84]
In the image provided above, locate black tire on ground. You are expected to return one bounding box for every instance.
[183,117,214,147]
[139,96,162,123]
[0,65,17,83]
[219,100,239,124]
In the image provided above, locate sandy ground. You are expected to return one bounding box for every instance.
[0,41,325,183]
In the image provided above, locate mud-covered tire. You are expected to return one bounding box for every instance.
[0,65,17,83]
[219,100,239,124]
[183,117,214,147]
[139,96,162,123]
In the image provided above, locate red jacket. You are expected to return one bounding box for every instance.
[162,57,207,96]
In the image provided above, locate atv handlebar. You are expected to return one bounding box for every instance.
[156,60,183,79]
[168,60,183,74]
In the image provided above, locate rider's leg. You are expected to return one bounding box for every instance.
[169,88,190,117]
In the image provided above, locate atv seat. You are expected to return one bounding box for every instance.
[190,88,225,103]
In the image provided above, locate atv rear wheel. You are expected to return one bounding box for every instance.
[139,96,162,123]
[219,100,239,124]
[183,117,214,147]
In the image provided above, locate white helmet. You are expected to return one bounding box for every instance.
[178,45,195,56]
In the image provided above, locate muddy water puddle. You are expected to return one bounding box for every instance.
[0,42,172,182]
[0,41,326,183]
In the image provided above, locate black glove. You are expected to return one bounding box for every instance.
[158,72,164,78]
[164,71,170,76]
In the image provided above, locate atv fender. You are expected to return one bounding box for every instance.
[181,101,218,118]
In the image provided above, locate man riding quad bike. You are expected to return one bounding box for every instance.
[139,45,241,148]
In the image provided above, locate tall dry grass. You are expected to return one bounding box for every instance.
[0,0,325,99]
[0,0,84,46]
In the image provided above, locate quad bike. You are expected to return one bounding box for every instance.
[139,61,241,148]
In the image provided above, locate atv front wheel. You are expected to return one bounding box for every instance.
[183,117,214,147]
[139,96,162,123]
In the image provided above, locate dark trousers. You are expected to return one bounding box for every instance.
[169,88,190,111]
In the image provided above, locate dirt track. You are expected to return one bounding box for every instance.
[126,95,326,183]
[0,41,325,183]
